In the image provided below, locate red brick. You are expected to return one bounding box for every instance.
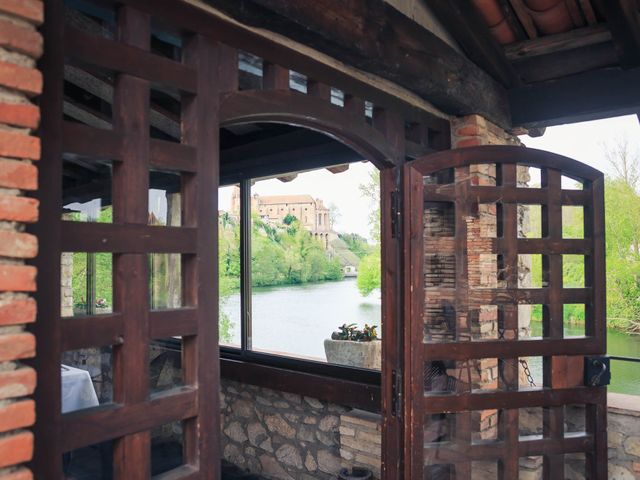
[0,332,35,362]
[455,137,484,148]
[0,61,42,96]
[0,400,35,433]
[0,368,36,400]
[0,265,36,291]
[0,231,38,259]
[0,0,43,25]
[0,468,33,480]
[0,195,38,222]
[455,124,483,137]
[0,298,36,326]
[0,103,40,129]
[0,159,37,190]
[0,431,33,468]
[0,131,40,160]
[0,18,42,58]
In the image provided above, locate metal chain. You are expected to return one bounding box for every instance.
[519,359,536,387]
[497,328,536,387]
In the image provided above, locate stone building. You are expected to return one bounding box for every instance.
[230,186,335,246]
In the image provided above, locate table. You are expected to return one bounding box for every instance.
[61,364,99,414]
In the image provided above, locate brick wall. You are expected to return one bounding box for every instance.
[0,1,43,478]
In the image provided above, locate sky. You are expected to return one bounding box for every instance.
[214,114,640,243]
[520,114,640,178]
[219,161,378,240]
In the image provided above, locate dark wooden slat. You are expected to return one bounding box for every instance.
[62,121,121,159]
[422,337,600,360]
[422,434,592,461]
[512,238,591,254]
[262,62,289,90]
[509,66,640,128]
[61,222,197,253]
[425,184,590,204]
[512,42,618,83]
[29,1,65,475]
[111,8,152,479]
[220,358,381,413]
[422,386,605,413]
[307,78,331,100]
[414,145,603,181]
[181,34,221,477]
[64,26,197,94]
[505,26,612,59]
[427,0,521,87]
[150,139,198,173]
[61,388,198,453]
[61,314,124,351]
[148,308,197,339]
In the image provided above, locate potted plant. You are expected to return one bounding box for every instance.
[324,323,381,369]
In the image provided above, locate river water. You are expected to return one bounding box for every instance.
[221,279,640,395]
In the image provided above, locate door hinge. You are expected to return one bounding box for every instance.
[390,190,401,239]
[391,369,402,418]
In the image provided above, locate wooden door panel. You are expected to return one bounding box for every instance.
[403,146,606,479]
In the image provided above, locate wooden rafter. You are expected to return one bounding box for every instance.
[425,0,521,87]
[594,0,640,67]
[507,0,539,38]
[510,66,640,127]
[504,25,612,59]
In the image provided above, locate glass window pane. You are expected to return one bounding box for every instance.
[218,185,241,348]
[248,163,382,369]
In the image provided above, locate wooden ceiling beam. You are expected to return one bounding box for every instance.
[511,42,617,83]
[505,25,612,60]
[509,66,640,127]
[205,0,511,127]
[594,0,640,67]
[424,0,521,87]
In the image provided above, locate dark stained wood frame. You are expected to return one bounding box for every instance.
[33,1,451,479]
[403,146,607,480]
[32,3,224,478]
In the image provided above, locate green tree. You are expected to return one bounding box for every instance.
[357,249,381,296]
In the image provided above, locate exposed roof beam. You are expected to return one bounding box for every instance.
[511,42,617,83]
[509,66,640,127]
[594,0,640,67]
[423,0,521,87]
[507,0,539,39]
[207,0,511,127]
[505,26,612,60]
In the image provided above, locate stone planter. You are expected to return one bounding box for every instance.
[324,339,381,370]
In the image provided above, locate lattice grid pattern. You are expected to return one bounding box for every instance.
[406,148,607,480]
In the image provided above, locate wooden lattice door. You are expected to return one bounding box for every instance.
[403,146,607,479]
[33,2,222,477]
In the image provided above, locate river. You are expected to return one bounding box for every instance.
[221,279,640,395]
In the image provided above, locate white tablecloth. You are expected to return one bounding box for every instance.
[61,364,99,413]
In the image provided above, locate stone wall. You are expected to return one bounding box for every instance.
[220,379,350,480]
[0,1,43,478]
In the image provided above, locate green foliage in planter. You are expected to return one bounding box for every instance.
[330,323,378,341]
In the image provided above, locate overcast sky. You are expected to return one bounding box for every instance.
[218,114,640,242]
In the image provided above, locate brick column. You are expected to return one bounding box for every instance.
[0,1,43,478]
